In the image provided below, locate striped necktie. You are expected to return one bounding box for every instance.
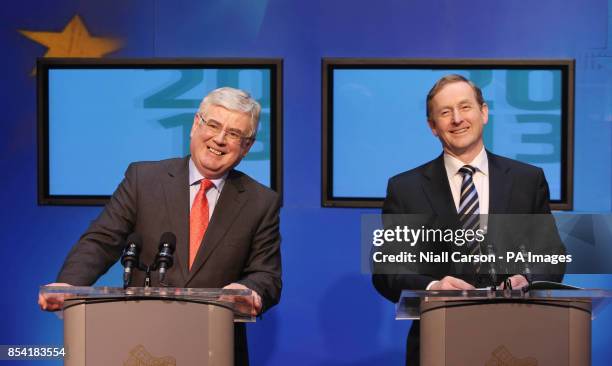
[458,165,482,259]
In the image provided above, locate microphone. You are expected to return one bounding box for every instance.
[486,242,498,290]
[519,243,532,285]
[156,232,176,286]
[121,233,142,289]
[481,225,498,290]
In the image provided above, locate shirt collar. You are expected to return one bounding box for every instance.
[188,158,227,190]
[443,147,489,177]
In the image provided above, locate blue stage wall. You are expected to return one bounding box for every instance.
[1,0,611,364]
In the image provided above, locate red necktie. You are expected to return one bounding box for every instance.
[189,179,214,270]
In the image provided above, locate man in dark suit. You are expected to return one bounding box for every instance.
[38,87,281,366]
[372,74,563,365]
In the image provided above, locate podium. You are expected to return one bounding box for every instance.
[40,286,256,366]
[397,289,612,366]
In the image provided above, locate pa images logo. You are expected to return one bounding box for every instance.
[486,345,537,366]
[124,345,176,366]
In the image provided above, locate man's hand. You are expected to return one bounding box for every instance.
[499,275,529,290]
[38,283,72,311]
[222,283,262,316]
[429,276,476,290]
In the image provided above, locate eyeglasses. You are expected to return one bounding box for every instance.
[196,113,251,142]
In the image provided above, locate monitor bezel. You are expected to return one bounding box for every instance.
[37,58,283,206]
[322,58,574,210]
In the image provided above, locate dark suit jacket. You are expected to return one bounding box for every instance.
[372,151,563,365]
[57,157,282,365]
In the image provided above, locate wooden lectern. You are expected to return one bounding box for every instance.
[40,286,256,366]
[396,289,612,366]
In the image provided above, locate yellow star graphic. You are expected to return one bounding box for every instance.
[19,14,122,74]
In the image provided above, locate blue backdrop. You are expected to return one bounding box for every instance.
[1,0,612,365]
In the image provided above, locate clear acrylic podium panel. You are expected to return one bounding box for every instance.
[40,286,257,322]
[396,289,612,320]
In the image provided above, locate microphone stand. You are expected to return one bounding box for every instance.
[144,265,152,288]
[487,246,498,291]
[519,244,533,293]
[142,263,162,288]
[128,263,158,288]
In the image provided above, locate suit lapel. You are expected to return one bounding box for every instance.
[488,152,512,214]
[186,170,247,283]
[486,152,513,253]
[161,157,190,283]
[422,154,457,215]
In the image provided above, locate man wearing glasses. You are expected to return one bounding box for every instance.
[39,87,282,366]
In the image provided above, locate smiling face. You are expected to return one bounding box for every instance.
[427,81,489,163]
[189,104,254,179]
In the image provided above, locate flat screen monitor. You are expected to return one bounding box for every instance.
[323,59,574,210]
[38,58,282,205]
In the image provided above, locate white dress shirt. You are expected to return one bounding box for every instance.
[188,158,226,217]
[443,147,489,215]
[426,147,490,290]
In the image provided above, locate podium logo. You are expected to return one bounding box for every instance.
[124,345,176,366]
[485,345,537,366]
